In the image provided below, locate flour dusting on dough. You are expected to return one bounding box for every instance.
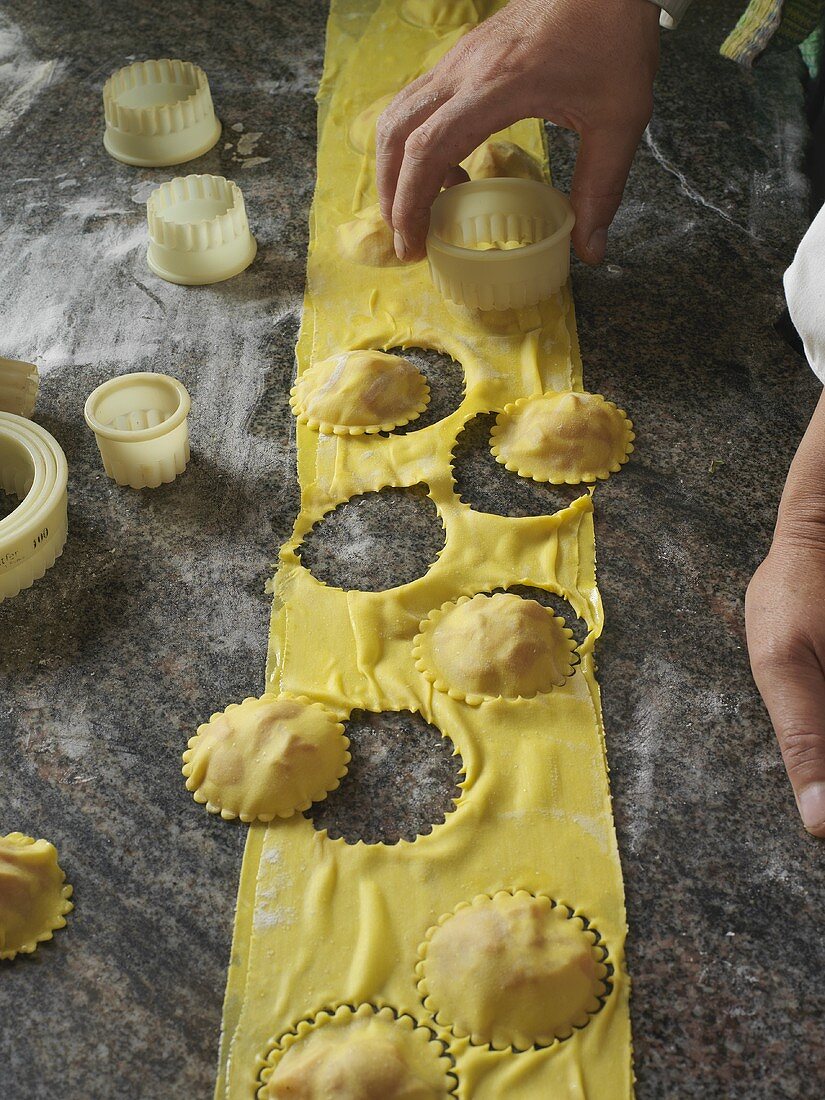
[253,905,297,931]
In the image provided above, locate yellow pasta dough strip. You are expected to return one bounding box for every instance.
[214,1,633,1097]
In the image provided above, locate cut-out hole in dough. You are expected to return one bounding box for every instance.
[291,350,430,435]
[414,592,577,706]
[381,346,465,434]
[306,710,463,845]
[416,890,610,1051]
[297,485,445,592]
[491,391,635,484]
[452,414,586,517]
[257,1003,457,1099]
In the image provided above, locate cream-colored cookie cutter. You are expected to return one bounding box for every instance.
[0,412,68,602]
[84,372,191,489]
[103,58,221,168]
[0,357,39,419]
[146,174,257,285]
[426,178,575,311]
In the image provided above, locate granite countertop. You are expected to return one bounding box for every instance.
[1,1,822,1097]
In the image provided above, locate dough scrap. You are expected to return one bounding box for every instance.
[0,832,73,960]
[337,205,408,268]
[417,891,608,1050]
[291,349,430,435]
[258,1004,455,1099]
[413,592,576,705]
[466,237,530,251]
[182,695,349,822]
[462,140,545,182]
[490,391,635,484]
[401,0,482,27]
[349,92,394,154]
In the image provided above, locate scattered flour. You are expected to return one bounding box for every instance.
[55,706,96,761]
[130,179,163,204]
[258,58,320,96]
[61,194,130,219]
[0,13,66,137]
[0,186,296,489]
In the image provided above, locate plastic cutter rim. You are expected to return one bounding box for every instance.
[0,412,68,601]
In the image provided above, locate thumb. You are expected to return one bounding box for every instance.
[570,125,644,265]
[747,631,825,837]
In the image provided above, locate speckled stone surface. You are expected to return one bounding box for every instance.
[0,1,823,1097]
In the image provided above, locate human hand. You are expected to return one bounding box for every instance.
[745,393,825,837]
[746,540,825,836]
[376,0,660,263]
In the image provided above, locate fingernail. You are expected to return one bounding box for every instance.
[394,230,407,261]
[586,227,608,262]
[797,782,825,832]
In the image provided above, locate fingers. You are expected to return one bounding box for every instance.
[746,590,825,837]
[390,94,513,260]
[570,121,648,265]
[753,654,825,836]
[376,75,451,224]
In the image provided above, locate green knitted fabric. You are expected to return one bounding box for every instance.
[721,0,824,65]
[799,23,822,75]
[777,0,824,44]
[721,0,784,65]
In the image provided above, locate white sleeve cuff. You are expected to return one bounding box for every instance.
[647,0,694,29]
[784,203,825,386]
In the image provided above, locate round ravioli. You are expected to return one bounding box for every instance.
[349,92,394,154]
[417,891,608,1050]
[182,695,349,822]
[259,1004,454,1099]
[0,832,73,960]
[462,140,544,182]
[291,349,429,435]
[414,593,576,705]
[491,391,634,484]
[337,204,406,267]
